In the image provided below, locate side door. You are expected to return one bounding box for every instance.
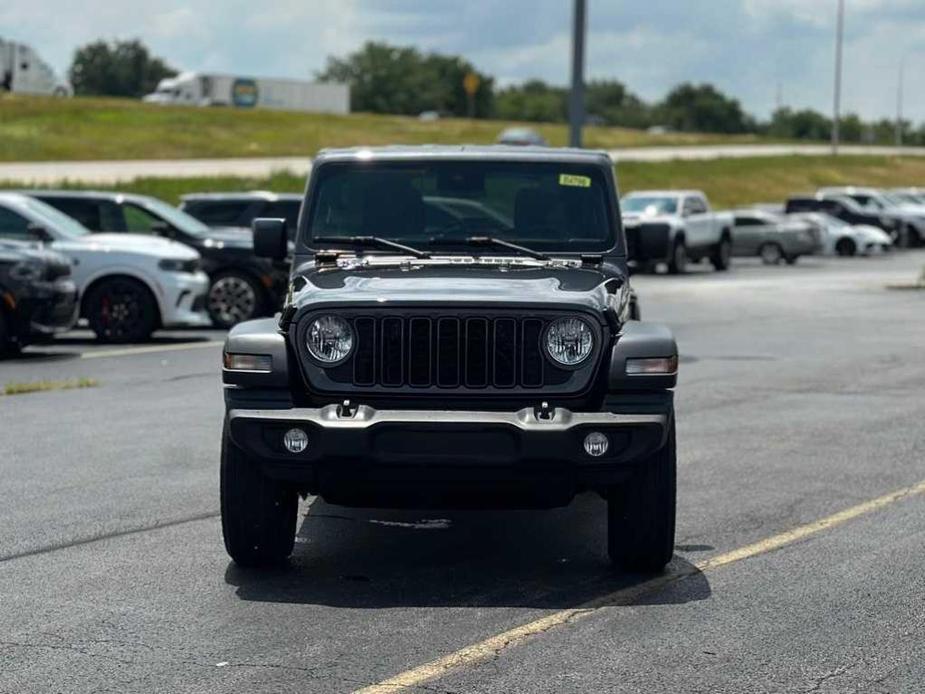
[682,195,712,250]
[732,215,767,256]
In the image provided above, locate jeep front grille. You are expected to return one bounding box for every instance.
[295,310,604,396]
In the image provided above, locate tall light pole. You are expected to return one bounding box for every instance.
[568,0,587,148]
[896,54,906,148]
[832,0,845,155]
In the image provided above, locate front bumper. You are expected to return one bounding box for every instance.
[228,403,670,506]
[159,271,211,328]
[12,279,79,343]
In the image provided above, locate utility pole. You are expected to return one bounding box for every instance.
[896,55,905,148]
[568,0,587,148]
[832,0,845,155]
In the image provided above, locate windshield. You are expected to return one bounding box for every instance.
[305,161,616,254]
[20,196,91,239]
[816,213,849,228]
[141,197,212,237]
[621,195,678,216]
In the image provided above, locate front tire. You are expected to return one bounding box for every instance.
[710,236,732,271]
[208,271,264,329]
[667,239,688,275]
[835,238,857,257]
[221,421,298,567]
[607,417,676,572]
[758,242,784,265]
[84,277,159,343]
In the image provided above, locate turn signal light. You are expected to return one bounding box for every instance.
[223,353,272,372]
[625,355,678,375]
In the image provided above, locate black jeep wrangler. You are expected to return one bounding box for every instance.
[221,146,678,571]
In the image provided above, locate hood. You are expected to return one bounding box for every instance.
[75,233,199,259]
[622,212,674,226]
[289,257,625,315]
[853,225,892,242]
[200,227,254,250]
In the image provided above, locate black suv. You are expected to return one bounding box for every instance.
[25,191,289,328]
[0,240,77,355]
[180,192,302,240]
[220,146,679,571]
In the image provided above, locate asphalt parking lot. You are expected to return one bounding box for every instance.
[1,251,924,693]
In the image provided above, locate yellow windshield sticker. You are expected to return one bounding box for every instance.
[559,173,591,188]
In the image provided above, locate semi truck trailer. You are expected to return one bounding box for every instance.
[0,37,71,96]
[143,72,349,114]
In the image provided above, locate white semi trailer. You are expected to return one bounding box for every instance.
[0,37,72,96]
[143,72,349,114]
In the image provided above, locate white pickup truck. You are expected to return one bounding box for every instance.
[621,190,734,273]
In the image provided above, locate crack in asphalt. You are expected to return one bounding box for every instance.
[0,511,219,565]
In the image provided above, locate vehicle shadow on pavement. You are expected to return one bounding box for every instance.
[224,494,711,609]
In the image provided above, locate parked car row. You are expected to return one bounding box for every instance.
[620,184,920,274]
[0,190,301,353]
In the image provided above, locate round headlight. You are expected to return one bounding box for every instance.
[305,315,354,364]
[544,317,594,367]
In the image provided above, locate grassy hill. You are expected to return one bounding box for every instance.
[15,155,925,210]
[0,94,770,162]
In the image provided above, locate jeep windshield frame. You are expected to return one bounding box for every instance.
[299,158,623,257]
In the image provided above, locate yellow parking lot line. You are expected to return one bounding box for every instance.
[80,341,224,360]
[355,478,925,694]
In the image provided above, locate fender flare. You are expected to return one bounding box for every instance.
[222,317,290,388]
[608,321,678,391]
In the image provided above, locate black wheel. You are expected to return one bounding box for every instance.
[0,311,15,357]
[758,242,784,265]
[607,417,676,572]
[221,421,298,567]
[208,271,264,329]
[667,239,688,275]
[84,277,158,343]
[835,238,857,257]
[784,255,799,265]
[710,236,732,271]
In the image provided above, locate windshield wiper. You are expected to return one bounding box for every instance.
[314,236,430,259]
[429,236,550,261]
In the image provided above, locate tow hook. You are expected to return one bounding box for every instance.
[535,401,554,421]
[337,399,357,418]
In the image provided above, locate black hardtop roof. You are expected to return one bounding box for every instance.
[313,144,613,167]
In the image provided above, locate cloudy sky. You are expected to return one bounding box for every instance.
[3,0,925,122]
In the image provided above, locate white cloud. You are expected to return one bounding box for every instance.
[1,0,924,122]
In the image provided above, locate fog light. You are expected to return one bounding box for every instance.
[583,432,609,457]
[283,428,309,453]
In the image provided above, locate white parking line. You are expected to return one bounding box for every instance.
[80,341,224,360]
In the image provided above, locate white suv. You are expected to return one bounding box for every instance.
[0,193,210,342]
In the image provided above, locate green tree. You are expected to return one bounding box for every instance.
[658,83,752,134]
[494,80,567,122]
[585,79,652,128]
[766,107,832,141]
[69,39,176,98]
[317,41,493,118]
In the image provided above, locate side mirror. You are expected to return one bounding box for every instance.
[253,218,288,260]
[150,221,175,239]
[26,224,53,243]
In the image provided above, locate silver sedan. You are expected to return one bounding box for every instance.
[731,210,822,265]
